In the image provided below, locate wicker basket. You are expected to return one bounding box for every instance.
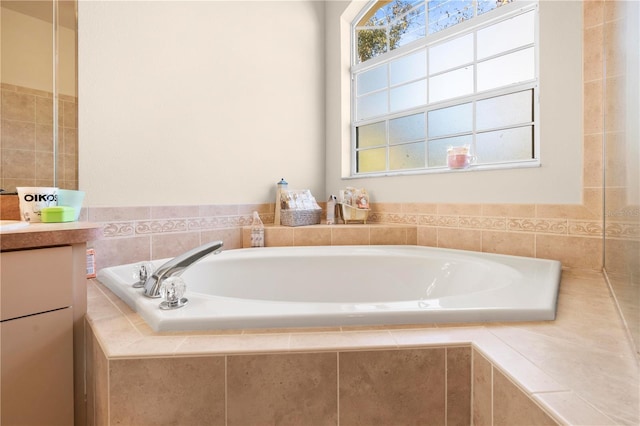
[339,203,369,224]
[280,208,322,227]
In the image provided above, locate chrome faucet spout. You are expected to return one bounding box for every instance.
[143,240,223,298]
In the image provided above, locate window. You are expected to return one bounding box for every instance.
[352,0,538,176]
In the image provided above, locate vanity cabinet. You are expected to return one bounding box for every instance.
[0,246,74,425]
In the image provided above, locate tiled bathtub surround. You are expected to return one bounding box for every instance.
[0,83,78,190]
[85,199,626,271]
[86,268,638,425]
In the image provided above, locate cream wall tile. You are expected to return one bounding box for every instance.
[2,149,35,179]
[583,24,604,82]
[178,333,291,355]
[493,369,558,425]
[151,205,200,219]
[438,203,483,216]
[482,231,535,257]
[294,227,331,246]
[151,232,201,259]
[370,226,408,245]
[92,333,109,426]
[199,204,239,216]
[585,76,604,129]
[472,349,492,426]
[583,133,604,188]
[89,235,150,270]
[2,90,35,121]
[227,353,337,425]
[370,202,403,213]
[481,204,535,218]
[583,0,604,28]
[534,391,618,426]
[87,206,151,222]
[339,348,446,425]
[35,123,53,151]
[447,346,471,426]
[406,226,418,244]
[110,356,226,425]
[401,203,437,215]
[331,226,370,245]
[289,330,397,351]
[437,228,482,251]
[202,228,242,250]
[604,132,628,187]
[2,120,35,149]
[136,219,188,234]
[35,96,53,124]
[263,226,294,247]
[238,203,271,215]
[535,234,602,270]
[459,216,506,230]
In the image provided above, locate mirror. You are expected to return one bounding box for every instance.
[0,0,77,192]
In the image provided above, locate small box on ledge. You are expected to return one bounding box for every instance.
[279,189,321,227]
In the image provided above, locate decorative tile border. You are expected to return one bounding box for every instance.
[507,219,569,235]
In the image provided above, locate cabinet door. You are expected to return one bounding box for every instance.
[1,246,73,321]
[1,308,74,426]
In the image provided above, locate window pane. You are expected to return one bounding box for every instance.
[477,0,498,15]
[390,49,426,86]
[428,0,473,34]
[390,142,425,170]
[475,126,533,163]
[427,102,473,138]
[357,122,386,148]
[476,90,533,131]
[357,91,388,120]
[390,79,427,112]
[357,65,388,95]
[477,47,534,92]
[357,148,387,172]
[477,11,534,59]
[429,33,474,75]
[429,66,473,103]
[395,4,427,49]
[427,135,473,167]
[390,113,425,144]
[357,28,388,63]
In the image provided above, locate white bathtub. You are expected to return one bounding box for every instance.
[96,245,561,332]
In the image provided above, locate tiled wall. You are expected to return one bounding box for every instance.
[86,198,605,271]
[0,83,78,191]
[86,328,557,425]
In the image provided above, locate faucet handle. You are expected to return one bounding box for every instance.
[132,262,155,288]
[159,276,188,310]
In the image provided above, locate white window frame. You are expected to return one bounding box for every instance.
[350,1,540,177]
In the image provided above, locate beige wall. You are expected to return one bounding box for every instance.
[78,1,326,206]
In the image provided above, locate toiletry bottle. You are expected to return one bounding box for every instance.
[251,211,265,247]
[326,195,336,225]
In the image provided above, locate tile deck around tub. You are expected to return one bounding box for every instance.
[87,268,639,425]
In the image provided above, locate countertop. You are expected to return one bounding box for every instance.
[0,222,103,251]
[88,268,639,425]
